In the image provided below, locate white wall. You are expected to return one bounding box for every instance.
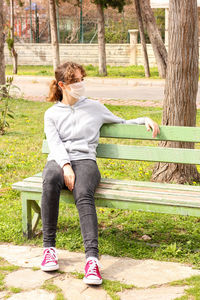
[4,43,171,67]
[4,44,130,67]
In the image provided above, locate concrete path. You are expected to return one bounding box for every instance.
[11,75,165,104]
[10,75,200,107]
[0,243,199,299]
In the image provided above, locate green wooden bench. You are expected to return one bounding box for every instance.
[12,124,200,239]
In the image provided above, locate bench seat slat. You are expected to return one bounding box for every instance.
[95,188,200,205]
[99,183,200,198]
[22,176,200,198]
[100,178,200,192]
[23,174,200,192]
[12,180,200,208]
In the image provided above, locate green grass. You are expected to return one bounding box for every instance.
[170,275,200,300]
[9,287,22,293]
[42,279,63,293]
[71,271,134,300]
[1,98,200,274]
[41,279,66,300]
[0,257,20,294]
[5,64,160,79]
[102,279,134,300]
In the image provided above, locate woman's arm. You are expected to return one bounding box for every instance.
[99,103,160,137]
[44,113,71,168]
[45,113,76,191]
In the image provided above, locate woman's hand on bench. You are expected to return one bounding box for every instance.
[145,117,160,138]
[63,164,75,191]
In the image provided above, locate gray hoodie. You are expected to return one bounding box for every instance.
[44,97,147,168]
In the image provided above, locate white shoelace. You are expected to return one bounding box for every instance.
[87,259,99,276]
[44,248,57,263]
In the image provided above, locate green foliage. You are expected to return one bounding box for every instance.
[5,0,24,5]
[0,77,18,135]
[105,19,133,43]
[6,31,14,54]
[18,0,24,7]
[154,8,165,42]
[92,0,126,13]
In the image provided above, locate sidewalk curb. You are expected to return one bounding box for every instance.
[10,75,165,87]
[8,75,200,87]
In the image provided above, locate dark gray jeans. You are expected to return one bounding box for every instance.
[41,159,101,259]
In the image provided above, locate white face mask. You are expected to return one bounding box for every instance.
[68,81,85,99]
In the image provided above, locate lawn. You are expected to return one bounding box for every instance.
[1,98,200,273]
[6,64,160,79]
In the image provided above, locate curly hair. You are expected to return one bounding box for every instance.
[47,62,86,102]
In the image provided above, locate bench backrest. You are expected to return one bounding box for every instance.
[42,124,200,165]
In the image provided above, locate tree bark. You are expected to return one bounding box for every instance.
[0,0,5,86]
[140,0,167,78]
[134,0,150,78]
[96,3,107,76]
[152,0,200,184]
[49,0,60,71]
[10,0,18,74]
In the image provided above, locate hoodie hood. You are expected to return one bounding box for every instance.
[56,96,87,109]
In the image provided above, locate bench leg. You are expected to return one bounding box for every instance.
[31,200,41,234]
[22,193,32,239]
[21,193,41,239]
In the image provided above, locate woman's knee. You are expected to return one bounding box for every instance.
[74,187,95,208]
[43,161,64,186]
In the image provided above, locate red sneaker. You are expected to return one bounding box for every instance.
[41,247,59,271]
[83,257,102,285]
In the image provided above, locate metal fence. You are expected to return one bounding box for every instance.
[9,3,164,44]
[13,15,138,44]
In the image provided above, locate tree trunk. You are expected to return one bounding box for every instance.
[140,0,167,78]
[152,0,200,184]
[49,0,60,71]
[10,0,18,74]
[96,3,107,76]
[134,0,150,78]
[0,0,5,86]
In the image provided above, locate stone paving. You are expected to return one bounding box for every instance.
[0,243,200,299]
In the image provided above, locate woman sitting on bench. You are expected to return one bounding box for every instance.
[41,61,160,285]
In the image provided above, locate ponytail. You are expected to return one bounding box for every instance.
[46,79,62,102]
